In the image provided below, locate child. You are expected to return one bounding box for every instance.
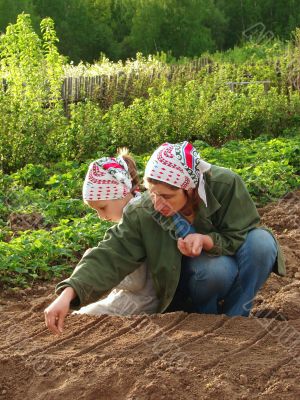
[73,149,158,316]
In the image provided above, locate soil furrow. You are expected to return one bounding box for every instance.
[72,316,149,357]
[0,326,49,352]
[179,315,230,349]
[21,315,109,357]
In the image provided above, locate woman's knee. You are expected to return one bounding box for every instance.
[186,254,238,294]
[240,229,277,261]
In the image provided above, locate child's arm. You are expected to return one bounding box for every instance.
[55,212,145,307]
[44,287,76,334]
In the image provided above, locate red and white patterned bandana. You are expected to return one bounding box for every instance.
[144,141,211,206]
[82,156,132,201]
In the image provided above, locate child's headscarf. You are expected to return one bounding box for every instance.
[144,141,211,206]
[82,157,132,201]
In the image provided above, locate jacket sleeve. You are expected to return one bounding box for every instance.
[206,174,260,256]
[55,208,146,308]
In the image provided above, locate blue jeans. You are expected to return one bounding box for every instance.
[169,228,277,317]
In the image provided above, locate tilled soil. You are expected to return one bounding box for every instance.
[0,191,299,400]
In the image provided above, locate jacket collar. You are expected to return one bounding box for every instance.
[196,181,221,218]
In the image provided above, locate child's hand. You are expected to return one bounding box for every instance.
[44,287,76,335]
[177,233,213,257]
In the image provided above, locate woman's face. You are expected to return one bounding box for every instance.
[148,182,187,217]
[87,196,130,222]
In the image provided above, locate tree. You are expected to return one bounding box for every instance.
[127,0,226,58]
[0,0,38,33]
[215,0,300,49]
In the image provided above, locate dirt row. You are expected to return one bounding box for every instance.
[0,191,299,399]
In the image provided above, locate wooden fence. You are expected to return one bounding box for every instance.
[2,56,299,110]
[60,57,213,107]
[226,80,272,92]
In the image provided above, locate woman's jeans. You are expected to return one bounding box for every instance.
[170,228,277,317]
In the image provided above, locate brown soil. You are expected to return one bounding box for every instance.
[8,212,45,233]
[0,191,299,400]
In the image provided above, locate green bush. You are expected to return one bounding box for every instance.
[106,76,300,152]
[11,164,50,188]
[58,101,111,160]
[0,14,66,172]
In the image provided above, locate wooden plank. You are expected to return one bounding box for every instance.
[61,78,66,100]
[68,77,72,100]
[85,77,89,99]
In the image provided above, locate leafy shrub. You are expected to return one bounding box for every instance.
[58,101,111,160]
[106,74,300,152]
[11,164,50,188]
[0,14,66,172]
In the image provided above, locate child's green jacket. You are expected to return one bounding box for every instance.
[56,166,285,313]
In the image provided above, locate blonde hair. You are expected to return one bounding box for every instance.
[118,147,139,192]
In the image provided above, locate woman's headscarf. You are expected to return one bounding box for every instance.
[82,156,132,201]
[144,141,211,206]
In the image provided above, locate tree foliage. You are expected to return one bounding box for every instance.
[1,1,300,62]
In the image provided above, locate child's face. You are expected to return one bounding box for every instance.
[87,198,128,222]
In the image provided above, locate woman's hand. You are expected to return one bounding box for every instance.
[44,287,76,335]
[177,233,214,257]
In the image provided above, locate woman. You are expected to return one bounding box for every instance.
[45,141,284,334]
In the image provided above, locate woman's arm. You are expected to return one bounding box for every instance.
[206,172,260,256]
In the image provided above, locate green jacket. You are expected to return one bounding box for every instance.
[56,165,285,313]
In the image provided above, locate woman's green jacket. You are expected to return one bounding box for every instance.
[56,165,285,313]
